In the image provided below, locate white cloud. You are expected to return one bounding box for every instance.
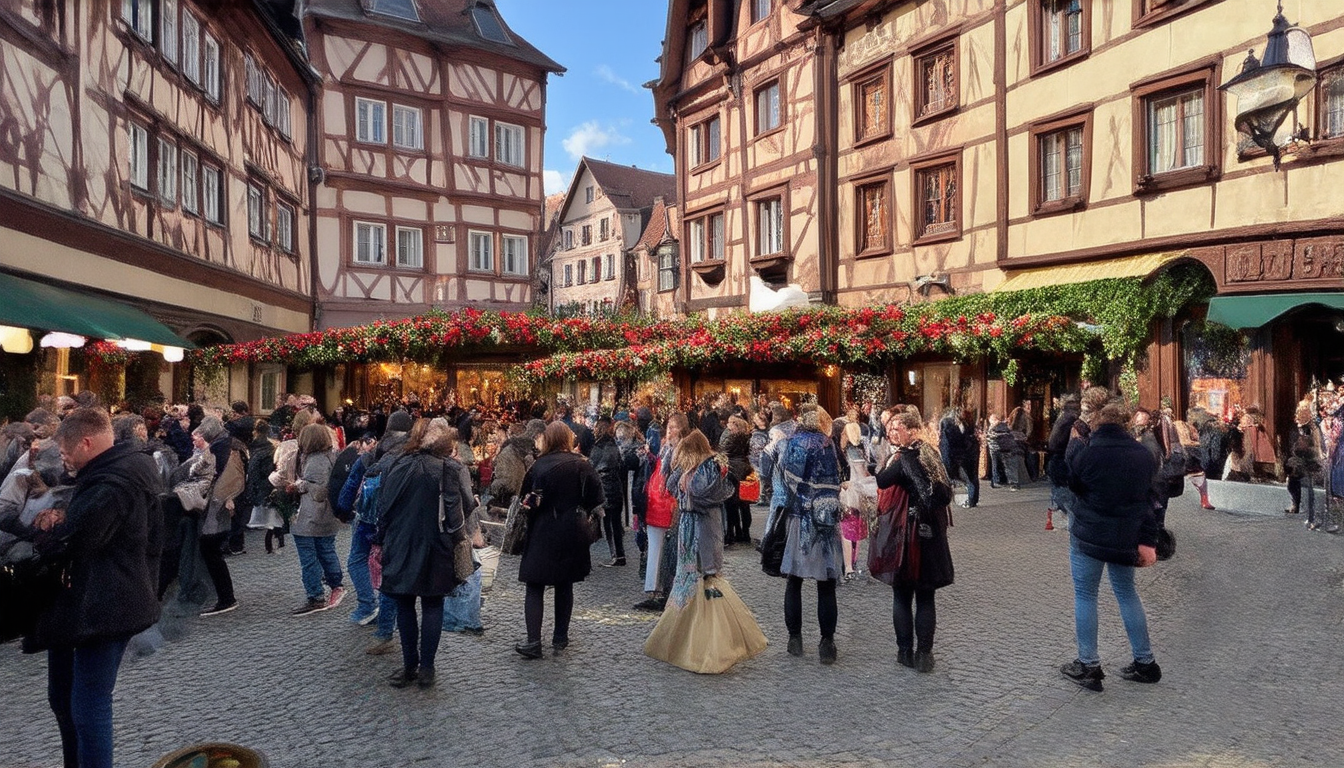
[561,121,632,162]
[544,170,567,195]
[595,64,642,95]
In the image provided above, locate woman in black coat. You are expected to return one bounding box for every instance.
[376,419,474,689]
[719,416,754,545]
[515,422,604,659]
[872,411,954,673]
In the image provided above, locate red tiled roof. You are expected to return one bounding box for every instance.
[581,157,676,212]
[633,199,671,251]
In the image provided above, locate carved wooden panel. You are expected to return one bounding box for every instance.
[1295,236,1344,280]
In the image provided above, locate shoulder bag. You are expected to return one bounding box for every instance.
[439,462,477,583]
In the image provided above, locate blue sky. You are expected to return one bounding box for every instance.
[494,0,672,194]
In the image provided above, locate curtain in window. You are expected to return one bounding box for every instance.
[1149,96,1178,173]
[861,185,887,250]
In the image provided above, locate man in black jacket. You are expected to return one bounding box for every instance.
[24,408,163,768]
[590,416,637,567]
[1046,395,1081,520]
[1061,400,1161,692]
[938,405,980,508]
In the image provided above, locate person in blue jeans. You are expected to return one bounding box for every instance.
[1060,397,1162,692]
[287,424,345,615]
[2,408,164,768]
[338,435,382,625]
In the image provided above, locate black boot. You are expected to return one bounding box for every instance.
[897,648,914,668]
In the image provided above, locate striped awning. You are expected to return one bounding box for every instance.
[994,251,1186,293]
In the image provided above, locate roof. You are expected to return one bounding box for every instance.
[304,0,564,74]
[577,157,676,212]
[543,193,566,227]
[632,198,673,251]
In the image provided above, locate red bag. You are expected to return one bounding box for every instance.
[369,544,383,591]
[738,473,761,503]
[646,459,675,528]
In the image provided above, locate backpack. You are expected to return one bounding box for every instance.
[355,470,382,524]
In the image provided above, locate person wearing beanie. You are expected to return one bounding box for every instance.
[386,410,414,435]
[352,410,413,654]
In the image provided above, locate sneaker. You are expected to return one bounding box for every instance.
[601,558,627,568]
[366,637,396,655]
[326,586,346,610]
[632,597,665,612]
[819,637,837,665]
[914,650,935,673]
[787,635,803,657]
[1119,660,1162,684]
[350,606,379,626]
[200,600,238,617]
[1060,659,1104,691]
[897,648,915,669]
[1326,524,1341,534]
[291,598,327,616]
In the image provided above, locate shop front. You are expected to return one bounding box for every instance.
[673,362,841,414]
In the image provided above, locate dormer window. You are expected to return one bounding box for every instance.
[471,2,512,44]
[368,0,419,23]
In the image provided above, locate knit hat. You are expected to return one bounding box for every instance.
[386,410,413,433]
[525,419,547,440]
[193,416,226,442]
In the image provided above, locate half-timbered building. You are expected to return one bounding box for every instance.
[304,0,562,330]
[0,0,315,405]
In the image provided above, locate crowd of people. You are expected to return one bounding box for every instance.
[3,382,1341,766]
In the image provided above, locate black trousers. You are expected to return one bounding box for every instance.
[525,582,574,644]
[784,575,838,639]
[602,504,626,559]
[892,585,937,652]
[198,532,235,606]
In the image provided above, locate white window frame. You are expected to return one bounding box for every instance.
[689,21,707,59]
[658,248,677,292]
[128,121,149,190]
[247,183,266,240]
[201,165,221,223]
[202,34,220,102]
[757,198,783,256]
[469,116,490,158]
[181,11,200,85]
[392,105,422,150]
[602,253,615,280]
[354,221,387,264]
[245,54,261,105]
[160,0,177,65]
[689,218,705,263]
[276,203,295,253]
[502,234,528,276]
[356,97,387,144]
[122,0,153,40]
[495,122,524,167]
[468,231,494,272]
[277,89,292,139]
[396,226,423,268]
[157,137,177,203]
[180,149,198,213]
[263,76,277,126]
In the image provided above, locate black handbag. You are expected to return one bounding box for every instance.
[758,508,788,578]
[0,542,67,645]
[1155,527,1176,561]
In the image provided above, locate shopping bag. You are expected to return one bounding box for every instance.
[643,575,768,674]
[738,473,761,503]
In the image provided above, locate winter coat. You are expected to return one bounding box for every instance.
[590,435,637,515]
[873,443,955,590]
[938,414,978,471]
[27,441,165,651]
[719,430,753,482]
[162,418,193,462]
[699,410,724,448]
[486,437,534,506]
[326,445,362,516]
[562,418,595,457]
[1046,407,1080,487]
[1285,421,1325,480]
[1198,421,1228,479]
[376,452,472,596]
[666,457,734,579]
[1067,423,1160,566]
[517,451,604,585]
[777,427,844,581]
[988,422,1025,456]
[748,428,769,473]
[202,439,247,536]
[245,437,277,512]
[1136,429,1169,504]
[290,451,339,537]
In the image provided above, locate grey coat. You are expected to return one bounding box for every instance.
[291,451,339,537]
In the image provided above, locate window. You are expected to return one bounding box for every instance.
[201,165,222,224]
[392,105,422,150]
[658,248,677,292]
[585,186,594,204]
[247,183,266,240]
[122,0,153,39]
[157,138,177,203]
[180,150,198,213]
[689,21,708,59]
[181,11,200,85]
[914,39,957,121]
[690,116,721,166]
[263,76,277,126]
[1134,66,1217,191]
[396,227,422,268]
[755,81,781,135]
[603,253,615,280]
[563,263,573,286]
[354,222,386,264]
[469,116,490,157]
[591,256,600,282]
[277,89,292,139]
[1034,0,1087,71]
[757,198,783,256]
[160,0,177,64]
[128,121,149,190]
[577,260,587,284]
[913,155,960,242]
[563,229,573,249]
[245,54,260,105]
[599,218,609,240]
[751,0,771,24]
[276,203,295,253]
[581,225,592,246]
[471,3,511,44]
[855,68,891,143]
[503,235,528,276]
[1318,66,1344,140]
[1135,0,1214,26]
[688,213,724,263]
[469,231,493,271]
[1146,88,1203,173]
[495,122,524,167]
[856,180,891,255]
[356,98,387,144]
[370,0,420,23]
[202,35,220,102]
[1037,123,1086,207]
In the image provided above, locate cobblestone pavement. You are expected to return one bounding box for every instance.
[3,482,1343,768]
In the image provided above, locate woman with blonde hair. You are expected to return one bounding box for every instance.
[287,422,344,616]
[838,420,875,582]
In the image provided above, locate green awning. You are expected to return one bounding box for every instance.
[0,271,195,348]
[1205,292,1344,329]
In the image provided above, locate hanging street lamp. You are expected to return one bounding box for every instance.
[1219,3,1318,170]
